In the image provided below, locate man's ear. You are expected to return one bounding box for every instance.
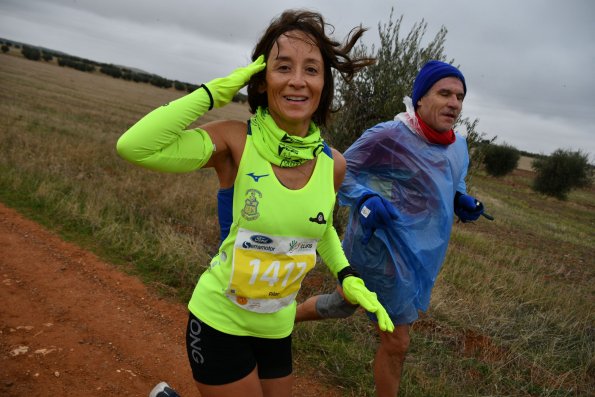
[258,81,267,94]
[416,97,423,110]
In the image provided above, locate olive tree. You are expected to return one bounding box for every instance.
[532,149,592,200]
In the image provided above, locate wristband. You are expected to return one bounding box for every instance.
[337,266,361,285]
[200,84,214,111]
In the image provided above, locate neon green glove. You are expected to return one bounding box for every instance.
[204,55,266,108]
[342,277,395,332]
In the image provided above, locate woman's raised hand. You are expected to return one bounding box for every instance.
[204,55,266,108]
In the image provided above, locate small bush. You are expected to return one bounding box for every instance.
[186,83,199,93]
[21,46,41,61]
[150,76,173,89]
[532,149,592,200]
[174,81,186,91]
[100,65,122,79]
[58,57,95,72]
[1,45,9,54]
[131,72,150,83]
[482,143,520,177]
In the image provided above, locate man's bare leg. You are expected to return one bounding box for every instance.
[374,324,410,397]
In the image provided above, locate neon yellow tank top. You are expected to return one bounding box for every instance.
[187,126,336,338]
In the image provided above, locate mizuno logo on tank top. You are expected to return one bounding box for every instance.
[247,172,269,182]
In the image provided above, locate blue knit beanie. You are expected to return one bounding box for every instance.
[411,60,467,110]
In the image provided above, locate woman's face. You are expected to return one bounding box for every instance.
[263,30,324,136]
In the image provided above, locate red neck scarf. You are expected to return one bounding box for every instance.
[415,112,456,145]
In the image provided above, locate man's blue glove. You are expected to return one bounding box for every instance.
[358,195,398,244]
[454,192,484,222]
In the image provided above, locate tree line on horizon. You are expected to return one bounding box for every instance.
[0,37,247,102]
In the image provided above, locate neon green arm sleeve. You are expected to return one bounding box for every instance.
[317,220,350,278]
[116,87,214,173]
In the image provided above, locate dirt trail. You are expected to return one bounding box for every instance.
[0,203,338,397]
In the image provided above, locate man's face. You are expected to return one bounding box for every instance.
[416,77,465,132]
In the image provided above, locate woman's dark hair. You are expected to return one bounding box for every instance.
[247,9,375,127]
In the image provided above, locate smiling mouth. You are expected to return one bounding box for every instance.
[285,96,308,102]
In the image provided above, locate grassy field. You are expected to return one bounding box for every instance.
[1,53,593,396]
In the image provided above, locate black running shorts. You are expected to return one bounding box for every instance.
[185,311,292,385]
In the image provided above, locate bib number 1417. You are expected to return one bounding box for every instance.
[248,259,307,287]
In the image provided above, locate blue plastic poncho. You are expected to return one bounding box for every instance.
[338,98,470,324]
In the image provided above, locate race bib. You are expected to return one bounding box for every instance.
[226,228,317,313]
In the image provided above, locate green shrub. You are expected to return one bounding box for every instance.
[1,45,9,53]
[150,75,173,89]
[174,81,186,91]
[482,143,520,177]
[131,72,151,83]
[57,57,95,72]
[532,149,592,200]
[186,83,199,93]
[100,64,122,79]
[21,46,41,60]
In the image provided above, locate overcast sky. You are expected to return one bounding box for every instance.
[1,0,594,159]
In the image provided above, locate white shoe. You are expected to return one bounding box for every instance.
[149,381,180,397]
